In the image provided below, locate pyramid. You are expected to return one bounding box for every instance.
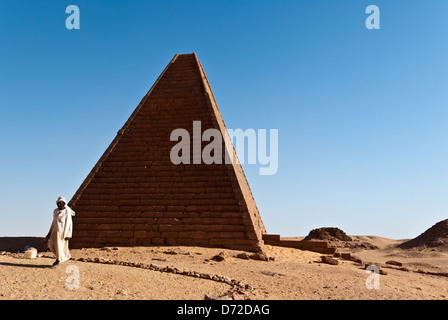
[399,219,448,249]
[69,53,266,252]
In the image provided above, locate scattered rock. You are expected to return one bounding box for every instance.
[211,251,228,262]
[364,261,382,268]
[260,271,283,277]
[166,266,178,274]
[179,250,191,255]
[249,252,270,261]
[320,256,339,265]
[349,255,363,265]
[359,243,379,250]
[234,252,273,261]
[68,253,254,298]
[341,253,352,260]
[204,294,233,300]
[163,250,178,255]
[152,258,167,262]
[235,252,251,260]
[116,289,127,296]
[386,260,403,267]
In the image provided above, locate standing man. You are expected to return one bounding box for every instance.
[45,196,75,269]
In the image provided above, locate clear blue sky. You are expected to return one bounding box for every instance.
[0,0,447,239]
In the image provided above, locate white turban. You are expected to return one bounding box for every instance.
[56,196,67,205]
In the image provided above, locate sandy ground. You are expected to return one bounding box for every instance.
[0,236,447,300]
[349,236,448,274]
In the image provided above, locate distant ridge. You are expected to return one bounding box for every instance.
[399,219,448,249]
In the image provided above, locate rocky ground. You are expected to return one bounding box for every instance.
[1,236,448,300]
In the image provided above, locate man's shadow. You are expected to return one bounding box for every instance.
[0,261,50,269]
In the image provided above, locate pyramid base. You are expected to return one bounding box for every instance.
[70,237,264,253]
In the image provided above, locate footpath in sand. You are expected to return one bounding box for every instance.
[1,240,447,300]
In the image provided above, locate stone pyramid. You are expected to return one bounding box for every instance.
[69,53,266,252]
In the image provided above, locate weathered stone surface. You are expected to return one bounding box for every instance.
[68,53,266,253]
[341,253,352,260]
[386,260,403,267]
[211,251,228,262]
[235,252,251,260]
[249,252,270,261]
[305,227,352,242]
[262,235,335,254]
[320,256,339,265]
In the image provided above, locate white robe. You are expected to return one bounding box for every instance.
[48,206,75,263]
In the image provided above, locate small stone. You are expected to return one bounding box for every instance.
[163,250,178,255]
[386,260,403,267]
[249,252,270,261]
[320,256,339,265]
[116,289,127,296]
[236,252,250,260]
[166,267,177,273]
[341,253,352,260]
[211,251,228,262]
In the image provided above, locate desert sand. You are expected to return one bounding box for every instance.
[1,235,447,300]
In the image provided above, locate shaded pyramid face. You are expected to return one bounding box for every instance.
[69,53,266,252]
